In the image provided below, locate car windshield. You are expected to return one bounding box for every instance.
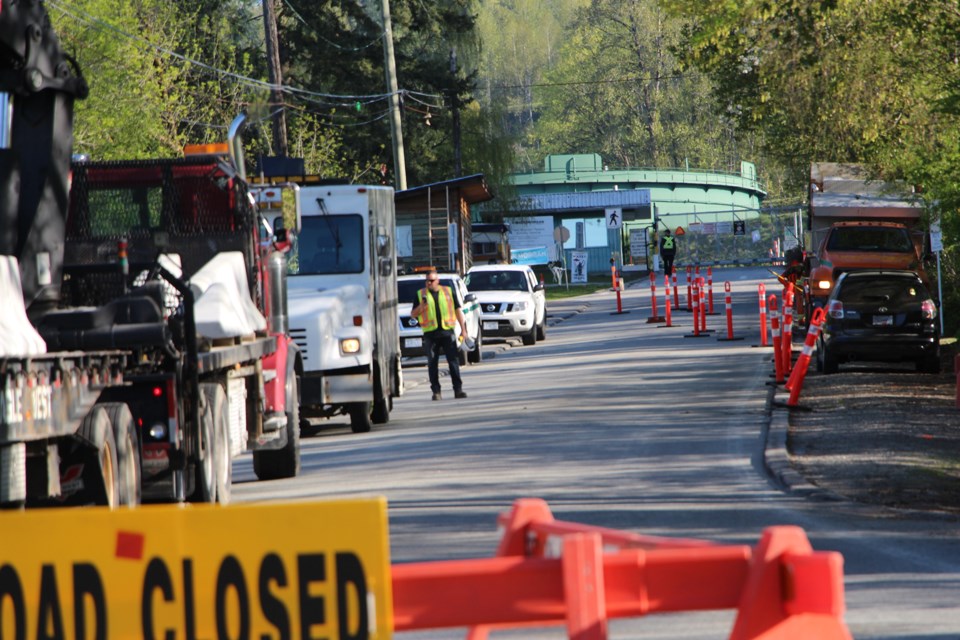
[838,277,925,305]
[397,277,461,303]
[397,279,422,302]
[467,270,528,292]
[826,227,914,253]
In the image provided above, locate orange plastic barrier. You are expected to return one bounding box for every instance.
[391,498,852,640]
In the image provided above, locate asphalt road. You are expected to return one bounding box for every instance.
[232,265,960,639]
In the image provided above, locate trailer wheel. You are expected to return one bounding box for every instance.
[100,403,141,507]
[76,406,120,508]
[348,402,373,433]
[253,368,302,480]
[192,383,231,504]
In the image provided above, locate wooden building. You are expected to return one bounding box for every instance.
[395,174,493,275]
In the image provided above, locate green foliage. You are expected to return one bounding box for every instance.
[660,0,960,334]
[534,1,749,171]
[51,0,189,158]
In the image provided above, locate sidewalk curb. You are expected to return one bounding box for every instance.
[762,379,844,501]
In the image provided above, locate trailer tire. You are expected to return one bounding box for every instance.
[253,368,302,480]
[348,402,373,433]
[76,406,120,508]
[101,403,141,507]
[192,383,231,504]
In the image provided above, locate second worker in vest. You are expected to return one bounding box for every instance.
[411,270,471,400]
[659,228,677,276]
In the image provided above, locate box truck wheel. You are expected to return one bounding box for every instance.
[348,402,373,433]
[100,403,141,507]
[371,360,390,425]
[75,406,120,508]
[253,364,302,480]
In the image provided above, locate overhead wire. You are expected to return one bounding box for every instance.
[47,0,444,111]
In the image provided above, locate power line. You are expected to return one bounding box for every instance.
[48,0,444,105]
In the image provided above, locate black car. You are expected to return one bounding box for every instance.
[816,270,940,374]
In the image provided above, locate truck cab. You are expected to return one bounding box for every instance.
[805,221,928,319]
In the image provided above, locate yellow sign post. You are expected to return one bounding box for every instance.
[0,499,392,639]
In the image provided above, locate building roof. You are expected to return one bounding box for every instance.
[396,173,493,205]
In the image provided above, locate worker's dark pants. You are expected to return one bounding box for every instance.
[662,251,676,276]
[423,331,462,394]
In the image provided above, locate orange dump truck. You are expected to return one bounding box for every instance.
[802,163,930,324]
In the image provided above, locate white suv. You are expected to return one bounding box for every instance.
[465,264,546,346]
[397,273,483,365]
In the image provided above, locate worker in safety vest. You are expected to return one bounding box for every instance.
[410,269,470,400]
[659,228,677,276]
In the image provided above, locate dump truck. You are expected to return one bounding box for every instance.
[802,162,929,324]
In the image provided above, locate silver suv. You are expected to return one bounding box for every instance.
[465,264,546,346]
[397,273,483,365]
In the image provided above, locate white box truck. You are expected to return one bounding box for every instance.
[267,182,403,433]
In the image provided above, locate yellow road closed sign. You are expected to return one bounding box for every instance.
[0,499,392,639]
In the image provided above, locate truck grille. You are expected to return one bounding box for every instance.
[289,328,309,362]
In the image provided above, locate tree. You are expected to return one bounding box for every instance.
[50,0,194,158]
[531,0,744,171]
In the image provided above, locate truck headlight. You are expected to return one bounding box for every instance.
[817,280,832,290]
[340,337,361,354]
[514,301,529,311]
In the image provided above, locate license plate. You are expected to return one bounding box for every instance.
[405,337,422,348]
[872,315,893,326]
[483,321,499,331]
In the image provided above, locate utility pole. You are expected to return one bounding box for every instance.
[450,48,462,178]
[381,0,407,190]
[262,0,288,157]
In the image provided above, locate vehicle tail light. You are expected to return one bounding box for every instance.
[827,300,844,319]
[817,279,832,290]
[921,299,936,320]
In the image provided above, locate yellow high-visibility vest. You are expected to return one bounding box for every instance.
[418,286,457,332]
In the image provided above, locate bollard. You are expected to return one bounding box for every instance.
[685,282,709,338]
[769,295,784,384]
[698,278,708,333]
[663,275,674,327]
[672,271,680,310]
[726,283,734,337]
[611,264,618,290]
[707,267,715,314]
[716,281,744,341]
[758,284,768,347]
[782,288,794,375]
[686,266,693,312]
[647,271,665,323]
[786,307,827,406]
